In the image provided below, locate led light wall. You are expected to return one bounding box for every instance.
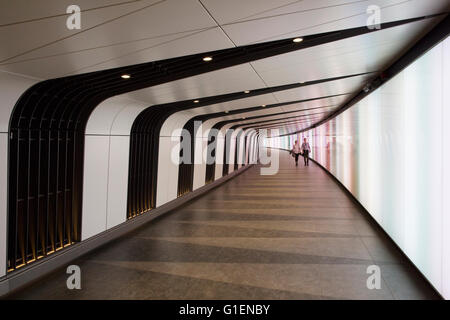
[265,36,450,299]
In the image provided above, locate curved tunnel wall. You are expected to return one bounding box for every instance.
[82,96,147,240]
[3,33,321,273]
[0,17,430,277]
[265,35,450,299]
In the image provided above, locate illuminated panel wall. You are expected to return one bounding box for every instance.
[265,36,450,299]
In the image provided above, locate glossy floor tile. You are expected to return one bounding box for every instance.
[7,152,440,300]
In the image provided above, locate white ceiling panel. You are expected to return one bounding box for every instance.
[0,0,134,24]
[70,28,233,75]
[0,27,233,78]
[202,0,448,45]
[251,19,435,86]
[0,0,234,78]
[1,1,163,63]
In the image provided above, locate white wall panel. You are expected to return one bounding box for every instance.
[110,103,147,135]
[214,133,225,181]
[0,134,7,277]
[193,123,207,190]
[0,71,38,132]
[85,97,127,135]
[228,137,236,173]
[106,136,130,229]
[156,137,180,207]
[237,130,245,169]
[229,128,243,172]
[160,111,197,137]
[83,97,147,237]
[81,136,110,240]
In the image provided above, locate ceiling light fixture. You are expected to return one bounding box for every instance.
[262,104,266,107]
[293,37,303,43]
[244,90,250,94]
[193,100,199,103]
[121,74,131,79]
[224,110,229,113]
[203,56,213,62]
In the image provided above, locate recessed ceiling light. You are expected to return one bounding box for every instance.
[121,74,131,79]
[300,81,305,84]
[203,56,213,62]
[193,100,199,103]
[293,37,303,43]
[244,90,250,94]
[224,110,229,113]
[262,104,266,107]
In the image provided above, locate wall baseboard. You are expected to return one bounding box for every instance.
[0,164,253,298]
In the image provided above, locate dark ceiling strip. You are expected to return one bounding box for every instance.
[277,13,450,137]
[136,72,369,114]
[176,93,350,196]
[240,110,334,128]
[247,116,325,130]
[221,104,338,127]
[192,93,352,129]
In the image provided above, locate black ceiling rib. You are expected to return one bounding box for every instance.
[210,93,352,131]
[240,103,336,120]
[181,93,349,184]
[217,104,338,128]
[276,13,450,137]
[177,92,352,184]
[240,110,333,129]
[189,92,352,129]
[8,14,440,272]
[180,93,350,189]
[249,117,325,130]
[131,71,369,116]
[130,76,359,213]
[133,74,364,205]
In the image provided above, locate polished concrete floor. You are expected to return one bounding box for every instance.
[8,151,440,299]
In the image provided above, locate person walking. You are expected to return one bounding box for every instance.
[301,138,311,166]
[291,140,301,166]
